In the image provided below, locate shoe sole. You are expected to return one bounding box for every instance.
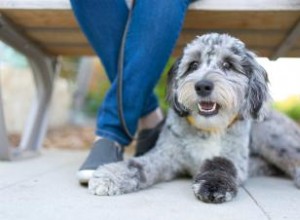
[77,170,95,184]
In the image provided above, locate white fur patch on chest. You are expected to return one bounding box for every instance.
[182,132,222,174]
[188,134,221,160]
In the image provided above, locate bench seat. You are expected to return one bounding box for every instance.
[1,0,300,59]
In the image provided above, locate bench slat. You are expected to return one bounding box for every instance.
[0,0,299,10]
[0,2,299,58]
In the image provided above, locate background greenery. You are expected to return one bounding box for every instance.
[274,96,300,122]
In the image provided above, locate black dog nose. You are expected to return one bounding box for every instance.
[195,80,214,96]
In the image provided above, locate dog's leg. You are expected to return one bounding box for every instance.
[251,110,300,188]
[192,157,238,203]
[248,155,283,177]
[88,148,181,196]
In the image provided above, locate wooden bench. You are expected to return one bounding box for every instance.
[0,0,299,160]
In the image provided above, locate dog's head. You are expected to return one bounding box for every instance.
[167,33,270,131]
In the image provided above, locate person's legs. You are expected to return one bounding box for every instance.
[70,0,128,82]
[70,0,130,184]
[97,0,191,145]
[70,0,162,137]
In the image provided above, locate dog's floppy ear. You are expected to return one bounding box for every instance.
[166,57,189,117]
[242,51,270,120]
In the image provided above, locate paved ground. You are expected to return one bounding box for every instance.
[1,149,300,220]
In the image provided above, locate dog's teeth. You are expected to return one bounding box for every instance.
[198,103,216,113]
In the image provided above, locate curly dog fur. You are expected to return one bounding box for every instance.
[88,33,300,203]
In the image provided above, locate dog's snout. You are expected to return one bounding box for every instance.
[195,80,214,96]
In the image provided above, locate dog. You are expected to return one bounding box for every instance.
[88,33,300,203]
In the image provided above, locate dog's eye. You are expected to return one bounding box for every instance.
[222,61,232,70]
[187,61,199,72]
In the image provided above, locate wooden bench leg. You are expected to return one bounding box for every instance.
[0,14,60,160]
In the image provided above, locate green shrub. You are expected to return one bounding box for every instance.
[273,96,300,122]
[154,57,175,113]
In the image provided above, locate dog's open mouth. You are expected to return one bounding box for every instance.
[198,102,219,116]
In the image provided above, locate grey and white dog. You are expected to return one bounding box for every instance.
[89,33,300,203]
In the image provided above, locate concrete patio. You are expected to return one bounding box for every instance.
[1,149,300,220]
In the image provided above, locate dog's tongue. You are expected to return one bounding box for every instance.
[200,102,215,110]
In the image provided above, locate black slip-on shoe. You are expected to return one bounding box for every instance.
[135,119,165,157]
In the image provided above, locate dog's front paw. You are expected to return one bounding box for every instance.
[192,172,237,203]
[88,160,144,196]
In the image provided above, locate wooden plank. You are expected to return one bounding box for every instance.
[2,10,299,31]
[0,0,300,10]
[26,29,88,44]
[1,10,77,28]
[45,47,300,58]
[44,46,94,56]
[297,38,300,47]
[1,8,299,58]
[25,28,286,48]
[177,30,286,48]
[19,28,300,59]
[286,48,300,57]
[173,47,300,58]
[172,46,272,57]
[42,37,295,57]
[184,11,300,30]
[42,37,300,57]
[43,45,283,58]
[271,18,300,59]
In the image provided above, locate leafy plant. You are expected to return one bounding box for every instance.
[154,57,175,113]
[273,96,300,122]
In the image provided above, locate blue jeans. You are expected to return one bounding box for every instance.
[70,0,191,145]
